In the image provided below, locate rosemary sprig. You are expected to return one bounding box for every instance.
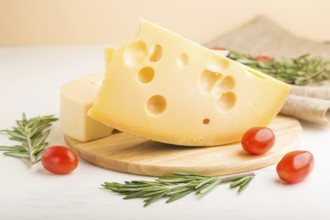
[102,171,255,207]
[229,51,330,85]
[0,113,58,164]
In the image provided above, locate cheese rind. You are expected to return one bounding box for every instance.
[60,72,114,142]
[88,20,290,146]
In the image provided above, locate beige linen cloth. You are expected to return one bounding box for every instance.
[205,16,330,125]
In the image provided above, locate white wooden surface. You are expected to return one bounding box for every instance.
[0,46,329,220]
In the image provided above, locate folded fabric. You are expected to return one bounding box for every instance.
[290,85,330,100]
[205,15,330,125]
[280,94,330,125]
[204,15,330,59]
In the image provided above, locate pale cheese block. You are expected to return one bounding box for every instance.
[60,71,114,142]
[88,20,291,146]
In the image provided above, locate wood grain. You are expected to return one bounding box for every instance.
[65,115,302,177]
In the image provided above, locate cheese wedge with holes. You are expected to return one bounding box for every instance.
[60,72,114,142]
[88,20,290,146]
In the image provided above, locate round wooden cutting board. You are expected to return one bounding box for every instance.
[65,115,302,177]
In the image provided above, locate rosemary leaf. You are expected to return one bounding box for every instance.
[157,177,191,184]
[195,176,218,189]
[32,129,50,148]
[143,190,170,207]
[166,188,194,203]
[131,180,156,185]
[143,186,169,193]
[166,186,191,196]
[142,189,169,197]
[35,149,45,162]
[103,171,255,207]
[0,113,58,165]
[32,142,48,155]
[229,176,251,188]
[238,176,254,194]
[229,51,330,85]
[222,172,255,182]
[4,151,30,158]
[0,146,24,152]
[3,130,26,140]
[124,191,146,200]
[196,178,222,195]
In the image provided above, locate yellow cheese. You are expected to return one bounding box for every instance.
[88,20,291,146]
[60,72,114,142]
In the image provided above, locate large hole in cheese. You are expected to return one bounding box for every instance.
[207,54,230,72]
[149,44,162,62]
[220,76,235,90]
[138,67,155,83]
[123,41,148,67]
[146,95,167,115]
[217,91,236,111]
[213,75,235,96]
[177,53,189,68]
[200,69,222,94]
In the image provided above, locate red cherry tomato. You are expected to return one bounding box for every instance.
[210,46,226,50]
[255,55,273,62]
[241,127,275,155]
[276,150,314,184]
[41,146,78,174]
